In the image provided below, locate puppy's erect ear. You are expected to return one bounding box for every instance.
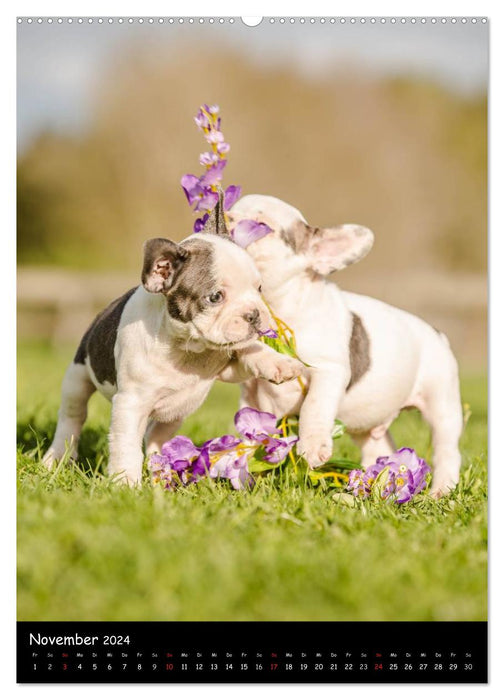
[141,238,189,293]
[303,224,374,275]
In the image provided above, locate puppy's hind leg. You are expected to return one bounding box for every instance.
[420,366,463,498]
[144,419,183,456]
[351,429,396,467]
[42,362,96,468]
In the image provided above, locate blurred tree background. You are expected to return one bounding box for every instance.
[18,46,486,271]
[17,35,487,369]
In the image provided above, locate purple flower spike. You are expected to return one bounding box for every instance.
[223,184,242,210]
[231,220,274,249]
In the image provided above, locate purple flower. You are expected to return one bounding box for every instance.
[208,104,220,115]
[348,469,368,498]
[231,220,274,249]
[150,453,177,490]
[198,434,241,466]
[262,434,298,464]
[194,189,219,212]
[234,407,297,465]
[149,435,204,489]
[194,109,211,129]
[223,184,242,211]
[180,173,203,206]
[193,213,210,232]
[258,328,278,339]
[161,435,200,470]
[226,456,253,490]
[196,435,252,490]
[382,448,430,503]
[235,406,279,441]
[346,448,431,504]
[199,152,219,166]
[217,142,230,155]
[200,408,298,489]
[206,130,225,144]
[209,452,252,490]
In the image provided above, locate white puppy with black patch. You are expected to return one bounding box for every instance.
[43,231,303,484]
[228,195,463,497]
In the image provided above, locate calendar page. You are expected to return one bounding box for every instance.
[16,15,488,684]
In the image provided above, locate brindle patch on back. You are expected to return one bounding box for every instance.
[166,238,216,322]
[347,312,371,390]
[74,287,137,385]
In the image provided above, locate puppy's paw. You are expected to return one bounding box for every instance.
[41,444,75,469]
[108,463,143,487]
[41,447,58,470]
[297,435,333,469]
[429,480,457,499]
[259,355,304,385]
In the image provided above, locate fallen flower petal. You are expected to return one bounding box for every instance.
[231,219,273,248]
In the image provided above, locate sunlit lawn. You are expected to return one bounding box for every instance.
[17,342,487,622]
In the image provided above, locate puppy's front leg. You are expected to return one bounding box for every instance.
[231,342,304,384]
[108,391,150,485]
[297,367,349,468]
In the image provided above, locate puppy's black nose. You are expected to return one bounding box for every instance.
[244,308,260,326]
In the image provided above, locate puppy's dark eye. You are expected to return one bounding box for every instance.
[258,285,262,293]
[206,291,225,305]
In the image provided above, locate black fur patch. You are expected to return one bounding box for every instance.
[347,312,371,390]
[166,239,216,322]
[74,287,137,385]
[280,221,313,252]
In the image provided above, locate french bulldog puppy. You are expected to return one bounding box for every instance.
[42,232,303,484]
[228,195,463,497]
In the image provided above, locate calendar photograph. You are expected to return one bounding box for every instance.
[16,15,488,683]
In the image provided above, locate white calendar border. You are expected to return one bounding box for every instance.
[3,1,502,698]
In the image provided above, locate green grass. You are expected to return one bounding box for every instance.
[17,341,487,622]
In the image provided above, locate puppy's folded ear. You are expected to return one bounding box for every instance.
[303,224,374,275]
[142,238,189,293]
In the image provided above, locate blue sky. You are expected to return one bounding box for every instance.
[17,18,488,151]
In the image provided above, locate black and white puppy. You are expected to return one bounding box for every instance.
[228,195,463,497]
[43,232,303,484]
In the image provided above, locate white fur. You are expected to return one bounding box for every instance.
[43,235,303,484]
[231,195,463,497]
